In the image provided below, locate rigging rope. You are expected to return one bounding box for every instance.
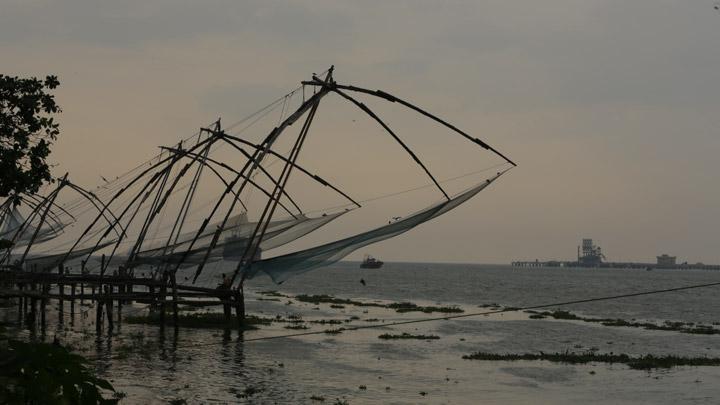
[302,162,510,215]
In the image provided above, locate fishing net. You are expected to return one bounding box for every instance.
[247,170,507,283]
[0,205,64,247]
[130,210,349,267]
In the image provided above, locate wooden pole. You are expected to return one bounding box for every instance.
[17,283,23,324]
[57,264,64,325]
[95,288,104,335]
[159,272,167,330]
[105,285,114,332]
[171,272,179,329]
[29,283,37,329]
[80,260,85,305]
[234,288,245,330]
[40,283,47,333]
[117,290,122,327]
[21,283,27,322]
[70,283,76,317]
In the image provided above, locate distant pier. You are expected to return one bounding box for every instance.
[512,238,720,270]
[511,260,720,270]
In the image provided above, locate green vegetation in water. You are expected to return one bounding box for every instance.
[528,310,720,335]
[258,290,291,298]
[324,328,345,335]
[284,324,309,330]
[310,395,326,401]
[125,312,272,329]
[378,333,440,340]
[308,319,344,325]
[295,294,463,314]
[387,302,463,314]
[462,351,720,370]
[296,294,384,307]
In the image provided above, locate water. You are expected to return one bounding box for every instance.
[3,262,720,404]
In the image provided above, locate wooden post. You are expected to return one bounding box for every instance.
[17,283,23,324]
[21,283,27,320]
[57,264,64,324]
[28,283,37,329]
[40,283,47,331]
[117,290,122,327]
[95,287,104,335]
[70,283,76,317]
[80,259,85,305]
[126,272,133,303]
[105,285,113,332]
[159,272,167,330]
[234,289,245,330]
[116,267,123,326]
[223,293,231,327]
[171,272,179,329]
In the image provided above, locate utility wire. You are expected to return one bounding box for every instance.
[176,280,720,348]
[72,279,720,362]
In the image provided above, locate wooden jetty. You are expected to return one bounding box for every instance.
[0,265,246,334]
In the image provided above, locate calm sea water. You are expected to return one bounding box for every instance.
[4,262,720,404]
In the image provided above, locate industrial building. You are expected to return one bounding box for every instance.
[512,239,720,270]
[577,238,604,267]
[656,254,677,268]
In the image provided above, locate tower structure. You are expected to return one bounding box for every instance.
[577,238,604,266]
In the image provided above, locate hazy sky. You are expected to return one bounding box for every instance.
[3,1,720,264]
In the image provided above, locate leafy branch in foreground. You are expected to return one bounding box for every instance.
[0,338,118,404]
[0,74,61,199]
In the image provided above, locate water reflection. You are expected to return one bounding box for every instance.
[2,264,720,403]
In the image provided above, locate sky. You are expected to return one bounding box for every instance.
[2,0,720,264]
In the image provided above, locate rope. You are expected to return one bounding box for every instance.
[303,162,510,215]
[69,279,720,363]
[56,85,306,212]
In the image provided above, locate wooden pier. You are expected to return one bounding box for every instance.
[0,266,246,333]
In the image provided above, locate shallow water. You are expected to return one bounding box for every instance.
[3,263,720,404]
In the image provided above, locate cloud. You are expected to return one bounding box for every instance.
[3,0,720,263]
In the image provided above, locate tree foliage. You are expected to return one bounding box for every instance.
[0,338,118,404]
[0,74,61,200]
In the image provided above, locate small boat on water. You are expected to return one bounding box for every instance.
[360,254,384,269]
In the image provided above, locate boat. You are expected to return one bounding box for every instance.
[360,254,383,269]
